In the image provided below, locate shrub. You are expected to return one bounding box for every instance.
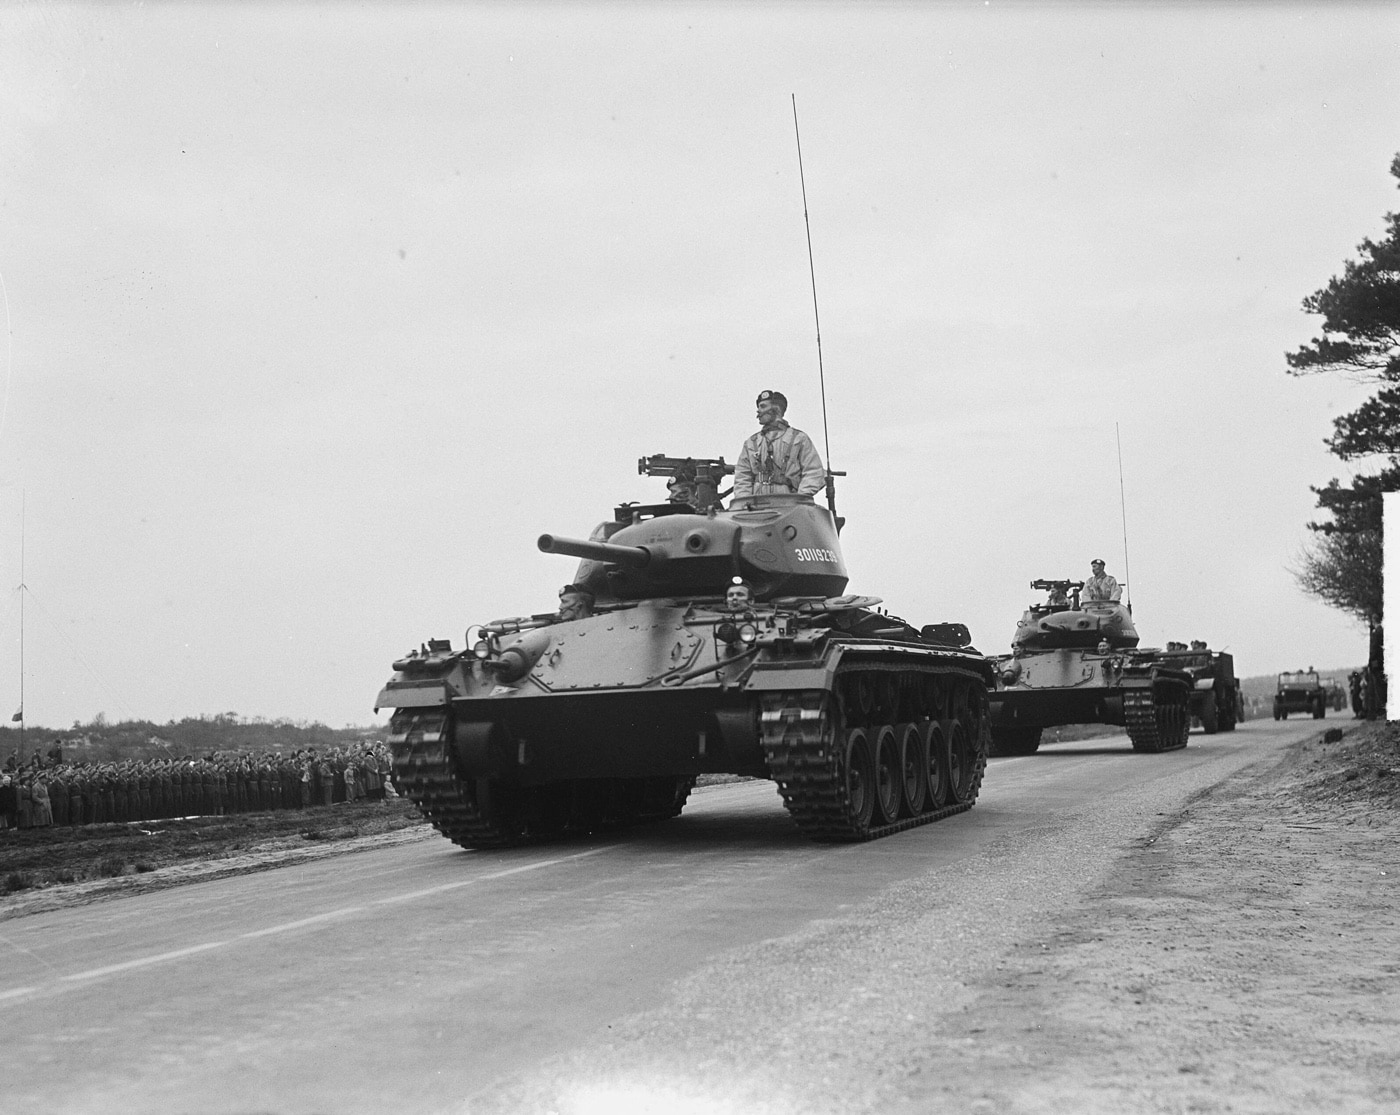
[3,872,33,893]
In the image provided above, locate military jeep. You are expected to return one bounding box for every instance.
[1273,671,1326,720]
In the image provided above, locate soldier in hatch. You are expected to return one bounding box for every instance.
[1081,558,1122,603]
[732,390,825,499]
[725,579,754,613]
[556,584,595,622]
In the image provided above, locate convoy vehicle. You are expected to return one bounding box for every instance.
[1274,670,1327,719]
[1160,643,1240,734]
[376,455,994,847]
[988,579,1193,756]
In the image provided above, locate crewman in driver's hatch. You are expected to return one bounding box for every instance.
[725,579,754,613]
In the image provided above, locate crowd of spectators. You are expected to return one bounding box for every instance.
[0,741,394,830]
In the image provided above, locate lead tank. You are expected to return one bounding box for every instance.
[987,578,1192,755]
[375,455,994,846]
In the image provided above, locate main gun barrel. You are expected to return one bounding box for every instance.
[537,534,652,569]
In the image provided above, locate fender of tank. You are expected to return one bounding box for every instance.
[377,480,993,848]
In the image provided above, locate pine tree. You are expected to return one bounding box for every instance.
[1287,154,1400,633]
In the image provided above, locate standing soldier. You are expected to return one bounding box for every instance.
[48,768,68,827]
[300,753,314,809]
[318,754,335,806]
[1081,558,1122,603]
[732,390,825,499]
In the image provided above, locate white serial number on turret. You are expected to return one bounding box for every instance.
[795,547,838,563]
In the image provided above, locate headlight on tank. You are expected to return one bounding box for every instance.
[716,622,759,647]
[472,640,492,660]
[1000,660,1022,685]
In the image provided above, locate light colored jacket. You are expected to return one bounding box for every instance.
[733,421,825,498]
[1082,573,1121,602]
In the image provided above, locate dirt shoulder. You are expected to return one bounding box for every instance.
[938,720,1400,1113]
[0,798,431,922]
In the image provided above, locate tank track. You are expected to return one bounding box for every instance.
[1123,675,1190,753]
[389,711,693,849]
[761,662,990,842]
[392,733,520,849]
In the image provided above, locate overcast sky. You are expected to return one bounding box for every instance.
[1,2,1396,730]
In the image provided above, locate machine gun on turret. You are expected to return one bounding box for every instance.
[1030,578,1084,612]
[638,454,734,512]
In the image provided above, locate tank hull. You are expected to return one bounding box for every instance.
[988,646,1192,755]
[379,610,993,846]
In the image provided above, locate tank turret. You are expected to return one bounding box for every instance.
[542,493,848,602]
[1011,578,1139,651]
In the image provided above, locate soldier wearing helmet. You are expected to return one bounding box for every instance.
[732,390,825,499]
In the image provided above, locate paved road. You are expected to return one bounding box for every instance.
[0,718,1326,1113]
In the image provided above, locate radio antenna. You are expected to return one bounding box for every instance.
[1116,422,1133,614]
[791,95,838,518]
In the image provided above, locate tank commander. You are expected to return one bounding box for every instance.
[725,578,754,612]
[732,390,825,499]
[1081,559,1122,603]
[556,584,595,622]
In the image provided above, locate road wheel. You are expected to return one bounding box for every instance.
[872,724,902,825]
[948,719,975,803]
[841,727,876,834]
[922,719,951,808]
[1199,693,1219,735]
[896,722,928,816]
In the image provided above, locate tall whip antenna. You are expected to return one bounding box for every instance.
[791,95,838,517]
[1116,423,1132,614]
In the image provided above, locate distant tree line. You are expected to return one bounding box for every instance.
[0,713,376,766]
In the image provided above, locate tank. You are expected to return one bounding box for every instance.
[987,579,1193,756]
[375,454,994,847]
